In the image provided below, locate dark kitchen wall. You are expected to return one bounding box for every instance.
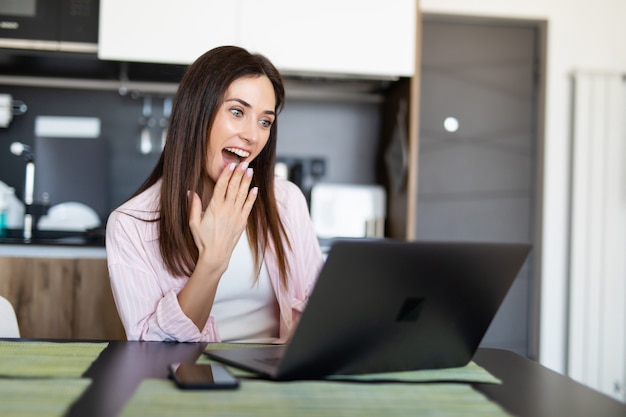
[417,17,542,358]
[0,82,382,225]
[0,85,160,222]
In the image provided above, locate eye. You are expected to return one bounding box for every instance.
[259,118,273,128]
[230,108,244,118]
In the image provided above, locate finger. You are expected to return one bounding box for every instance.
[213,162,237,201]
[241,186,259,217]
[188,192,203,228]
[233,166,255,207]
[225,162,252,203]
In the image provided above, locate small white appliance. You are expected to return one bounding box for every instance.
[310,183,386,239]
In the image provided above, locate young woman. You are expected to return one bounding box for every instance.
[105,46,324,343]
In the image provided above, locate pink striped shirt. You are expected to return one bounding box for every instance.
[105,178,324,342]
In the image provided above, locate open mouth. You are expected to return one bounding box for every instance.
[223,147,251,165]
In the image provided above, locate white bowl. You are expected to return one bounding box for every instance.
[37,202,101,231]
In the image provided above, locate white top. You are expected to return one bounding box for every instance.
[210,231,279,343]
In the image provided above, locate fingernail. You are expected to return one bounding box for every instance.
[246,168,253,177]
[251,187,258,195]
[240,161,249,171]
[229,163,236,171]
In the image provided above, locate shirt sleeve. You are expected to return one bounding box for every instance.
[105,209,219,342]
[276,179,325,317]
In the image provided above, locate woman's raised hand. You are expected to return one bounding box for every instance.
[189,161,258,274]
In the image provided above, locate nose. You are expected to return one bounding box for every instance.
[239,117,259,144]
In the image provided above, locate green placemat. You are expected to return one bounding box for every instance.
[120,378,512,417]
[326,361,501,384]
[0,378,91,417]
[0,341,108,378]
[201,343,500,384]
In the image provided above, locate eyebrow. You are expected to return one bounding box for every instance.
[225,98,276,117]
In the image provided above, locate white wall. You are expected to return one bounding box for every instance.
[420,0,626,374]
[569,73,626,401]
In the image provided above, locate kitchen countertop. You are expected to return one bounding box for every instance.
[0,234,367,259]
[0,228,106,258]
[0,243,106,258]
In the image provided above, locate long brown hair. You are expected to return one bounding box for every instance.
[132,46,290,286]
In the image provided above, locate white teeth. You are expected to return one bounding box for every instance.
[225,147,250,158]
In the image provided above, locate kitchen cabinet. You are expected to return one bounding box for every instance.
[0,254,126,340]
[98,0,239,64]
[238,0,416,77]
[98,0,416,77]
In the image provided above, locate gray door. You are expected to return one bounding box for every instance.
[417,18,541,357]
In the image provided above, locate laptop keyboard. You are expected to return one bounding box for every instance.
[254,356,282,366]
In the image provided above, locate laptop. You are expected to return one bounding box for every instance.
[206,239,531,380]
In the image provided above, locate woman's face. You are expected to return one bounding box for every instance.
[206,75,276,183]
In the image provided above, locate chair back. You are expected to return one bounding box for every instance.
[0,295,20,338]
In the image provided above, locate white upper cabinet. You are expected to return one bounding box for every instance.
[98,0,416,77]
[98,0,239,64]
[238,0,416,77]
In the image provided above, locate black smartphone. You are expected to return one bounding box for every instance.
[168,362,240,389]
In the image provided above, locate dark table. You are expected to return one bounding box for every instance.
[55,341,624,417]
